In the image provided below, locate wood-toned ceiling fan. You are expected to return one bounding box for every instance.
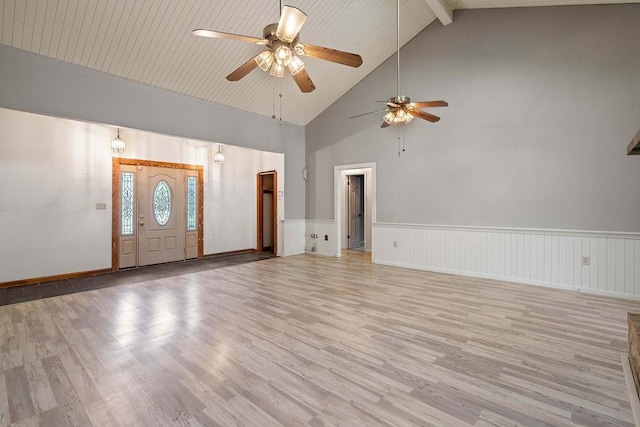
[351,0,447,127]
[193,2,363,93]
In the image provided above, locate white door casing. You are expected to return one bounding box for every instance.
[348,175,364,249]
[335,163,376,258]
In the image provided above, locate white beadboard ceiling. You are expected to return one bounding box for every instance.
[1,0,638,126]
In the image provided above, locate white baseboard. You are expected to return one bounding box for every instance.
[374,222,640,299]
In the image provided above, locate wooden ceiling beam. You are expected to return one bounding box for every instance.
[424,0,454,25]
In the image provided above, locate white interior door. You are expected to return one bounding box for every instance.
[138,166,186,266]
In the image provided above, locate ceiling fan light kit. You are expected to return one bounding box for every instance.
[192,3,362,93]
[351,0,448,127]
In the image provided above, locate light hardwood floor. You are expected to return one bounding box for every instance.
[1,251,640,426]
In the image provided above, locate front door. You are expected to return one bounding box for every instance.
[138,166,186,266]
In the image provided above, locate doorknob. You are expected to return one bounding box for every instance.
[139,222,145,226]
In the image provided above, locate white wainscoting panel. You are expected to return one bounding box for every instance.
[305,220,337,257]
[373,223,640,299]
[281,219,306,256]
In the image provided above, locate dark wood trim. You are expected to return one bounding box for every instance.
[273,170,278,256]
[257,173,263,252]
[1,268,112,288]
[203,248,257,258]
[112,158,205,271]
[112,158,120,271]
[114,158,204,170]
[256,171,277,256]
[197,168,204,259]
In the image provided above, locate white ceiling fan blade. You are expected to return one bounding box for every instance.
[276,6,307,43]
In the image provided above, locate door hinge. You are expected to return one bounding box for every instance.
[347,234,350,239]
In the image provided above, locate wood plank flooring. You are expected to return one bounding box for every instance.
[1,251,640,426]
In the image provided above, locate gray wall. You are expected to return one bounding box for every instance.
[306,4,640,232]
[0,45,306,219]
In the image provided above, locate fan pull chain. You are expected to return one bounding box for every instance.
[397,127,406,157]
[279,79,283,125]
[403,126,406,152]
[272,83,276,119]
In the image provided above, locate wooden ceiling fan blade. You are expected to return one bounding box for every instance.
[408,107,440,122]
[350,109,389,119]
[226,57,260,81]
[276,6,307,43]
[410,100,448,108]
[291,68,316,93]
[192,29,267,45]
[296,43,363,68]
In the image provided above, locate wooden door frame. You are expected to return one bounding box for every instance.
[112,158,204,271]
[257,170,277,255]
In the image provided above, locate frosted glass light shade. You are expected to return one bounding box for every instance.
[288,56,305,75]
[255,51,275,71]
[383,109,414,126]
[276,6,307,43]
[274,45,292,66]
[270,62,285,78]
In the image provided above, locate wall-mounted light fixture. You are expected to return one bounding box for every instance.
[214,144,225,165]
[111,128,126,153]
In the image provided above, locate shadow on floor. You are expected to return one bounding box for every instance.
[0,252,276,306]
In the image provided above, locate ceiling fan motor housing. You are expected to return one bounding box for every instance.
[389,96,410,105]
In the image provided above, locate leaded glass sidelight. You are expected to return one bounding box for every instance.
[121,172,134,235]
[187,176,197,231]
[153,180,172,226]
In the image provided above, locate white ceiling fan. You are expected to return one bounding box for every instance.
[352,0,448,127]
[193,1,363,93]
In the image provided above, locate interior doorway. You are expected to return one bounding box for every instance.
[112,158,203,271]
[347,175,365,250]
[257,170,277,255]
[334,163,376,258]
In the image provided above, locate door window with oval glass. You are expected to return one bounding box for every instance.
[153,180,172,226]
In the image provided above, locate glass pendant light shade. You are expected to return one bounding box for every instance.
[288,55,305,76]
[383,109,414,126]
[269,62,285,78]
[276,6,307,43]
[214,144,225,165]
[274,45,292,66]
[111,128,126,153]
[255,50,275,71]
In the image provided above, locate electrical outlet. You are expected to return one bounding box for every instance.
[581,256,590,266]
[324,235,328,241]
[393,241,397,248]
[95,202,107,210]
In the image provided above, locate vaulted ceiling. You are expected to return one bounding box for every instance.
[1,0,638,125]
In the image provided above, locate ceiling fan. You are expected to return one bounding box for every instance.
[351,0,447,127]
[192,2,363,93]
